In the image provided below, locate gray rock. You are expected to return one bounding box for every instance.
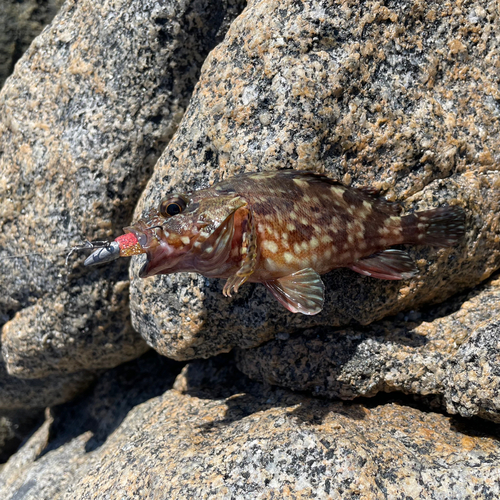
[0,353,95,410]
[0,409,44,464]
[236,275,500,423]
[443,319,500,422]
[2,281,147,377]
[129,0,500,360]
[1,356,500,499]
[0,0,246,378]
[0,0,64,89]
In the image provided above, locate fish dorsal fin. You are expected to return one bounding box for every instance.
[349,249,418,280]
[264,268,325,315]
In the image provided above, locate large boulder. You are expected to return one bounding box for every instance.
[1,356,500,498]
[237,274,500,423]
[0,0,246,379]
[130,0,500,360]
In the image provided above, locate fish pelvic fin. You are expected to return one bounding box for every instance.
[350,249,418,280]
[264,268,325,315]
[402,206,465,248]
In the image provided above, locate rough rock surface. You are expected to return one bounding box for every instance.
[0,409,44,464]
[237,274,500,423]
[0,0,245,379]
[0,0,64,89]
[1,356,500,499]
[130,0,500,360]
[0,351,95,410]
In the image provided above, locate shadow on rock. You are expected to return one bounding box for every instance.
[174,354,368,433]
[38,350,184,457]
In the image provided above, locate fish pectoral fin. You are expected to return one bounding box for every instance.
[264,268,325,315]
[349,249,418,280]
[223,207,257,297]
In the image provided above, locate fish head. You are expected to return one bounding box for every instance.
[125,191,245,278]
[124,192,205,277]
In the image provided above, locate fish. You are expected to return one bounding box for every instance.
[84,170,465,315]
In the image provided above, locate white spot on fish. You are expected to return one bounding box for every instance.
[310,237,319,249]
[284,252,294,263]
[293,178,309,188]
[262,240,279,253]
[181,236,190,245]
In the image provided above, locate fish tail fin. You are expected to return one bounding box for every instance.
[402,206,465,247]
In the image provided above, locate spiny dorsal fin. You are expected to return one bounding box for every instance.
[264,268,325,315]
[349,249,418,280]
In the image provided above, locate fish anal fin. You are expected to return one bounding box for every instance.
[264,268,325,315]
[350,249,418,280]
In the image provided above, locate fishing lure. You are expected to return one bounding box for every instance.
[85,171,465,315]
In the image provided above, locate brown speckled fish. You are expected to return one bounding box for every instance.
[85,171,465,315]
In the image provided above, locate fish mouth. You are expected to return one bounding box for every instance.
[137,239,180,278]
[123,225,157,251]
[122,225,168,278]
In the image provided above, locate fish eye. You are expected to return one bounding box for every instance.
[159,195,188,218]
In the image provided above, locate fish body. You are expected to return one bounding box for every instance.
[85,171,465,315]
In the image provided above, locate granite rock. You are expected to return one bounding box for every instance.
[1,356,500,498]
[0,0,246,378]
[2,280,146,377]
[236,274,500,423]
[0,352,95,411]
[0,0,64,89]
[0,409,44,464]
[129,0,500,360]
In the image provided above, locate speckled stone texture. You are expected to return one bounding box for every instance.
[0,0,245,380]
[236,274,500,423]
[129,0,500,360]
[1,356,500,499]
[0,0,64,89]
[0,410,43,464]
[0,352,95,410]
